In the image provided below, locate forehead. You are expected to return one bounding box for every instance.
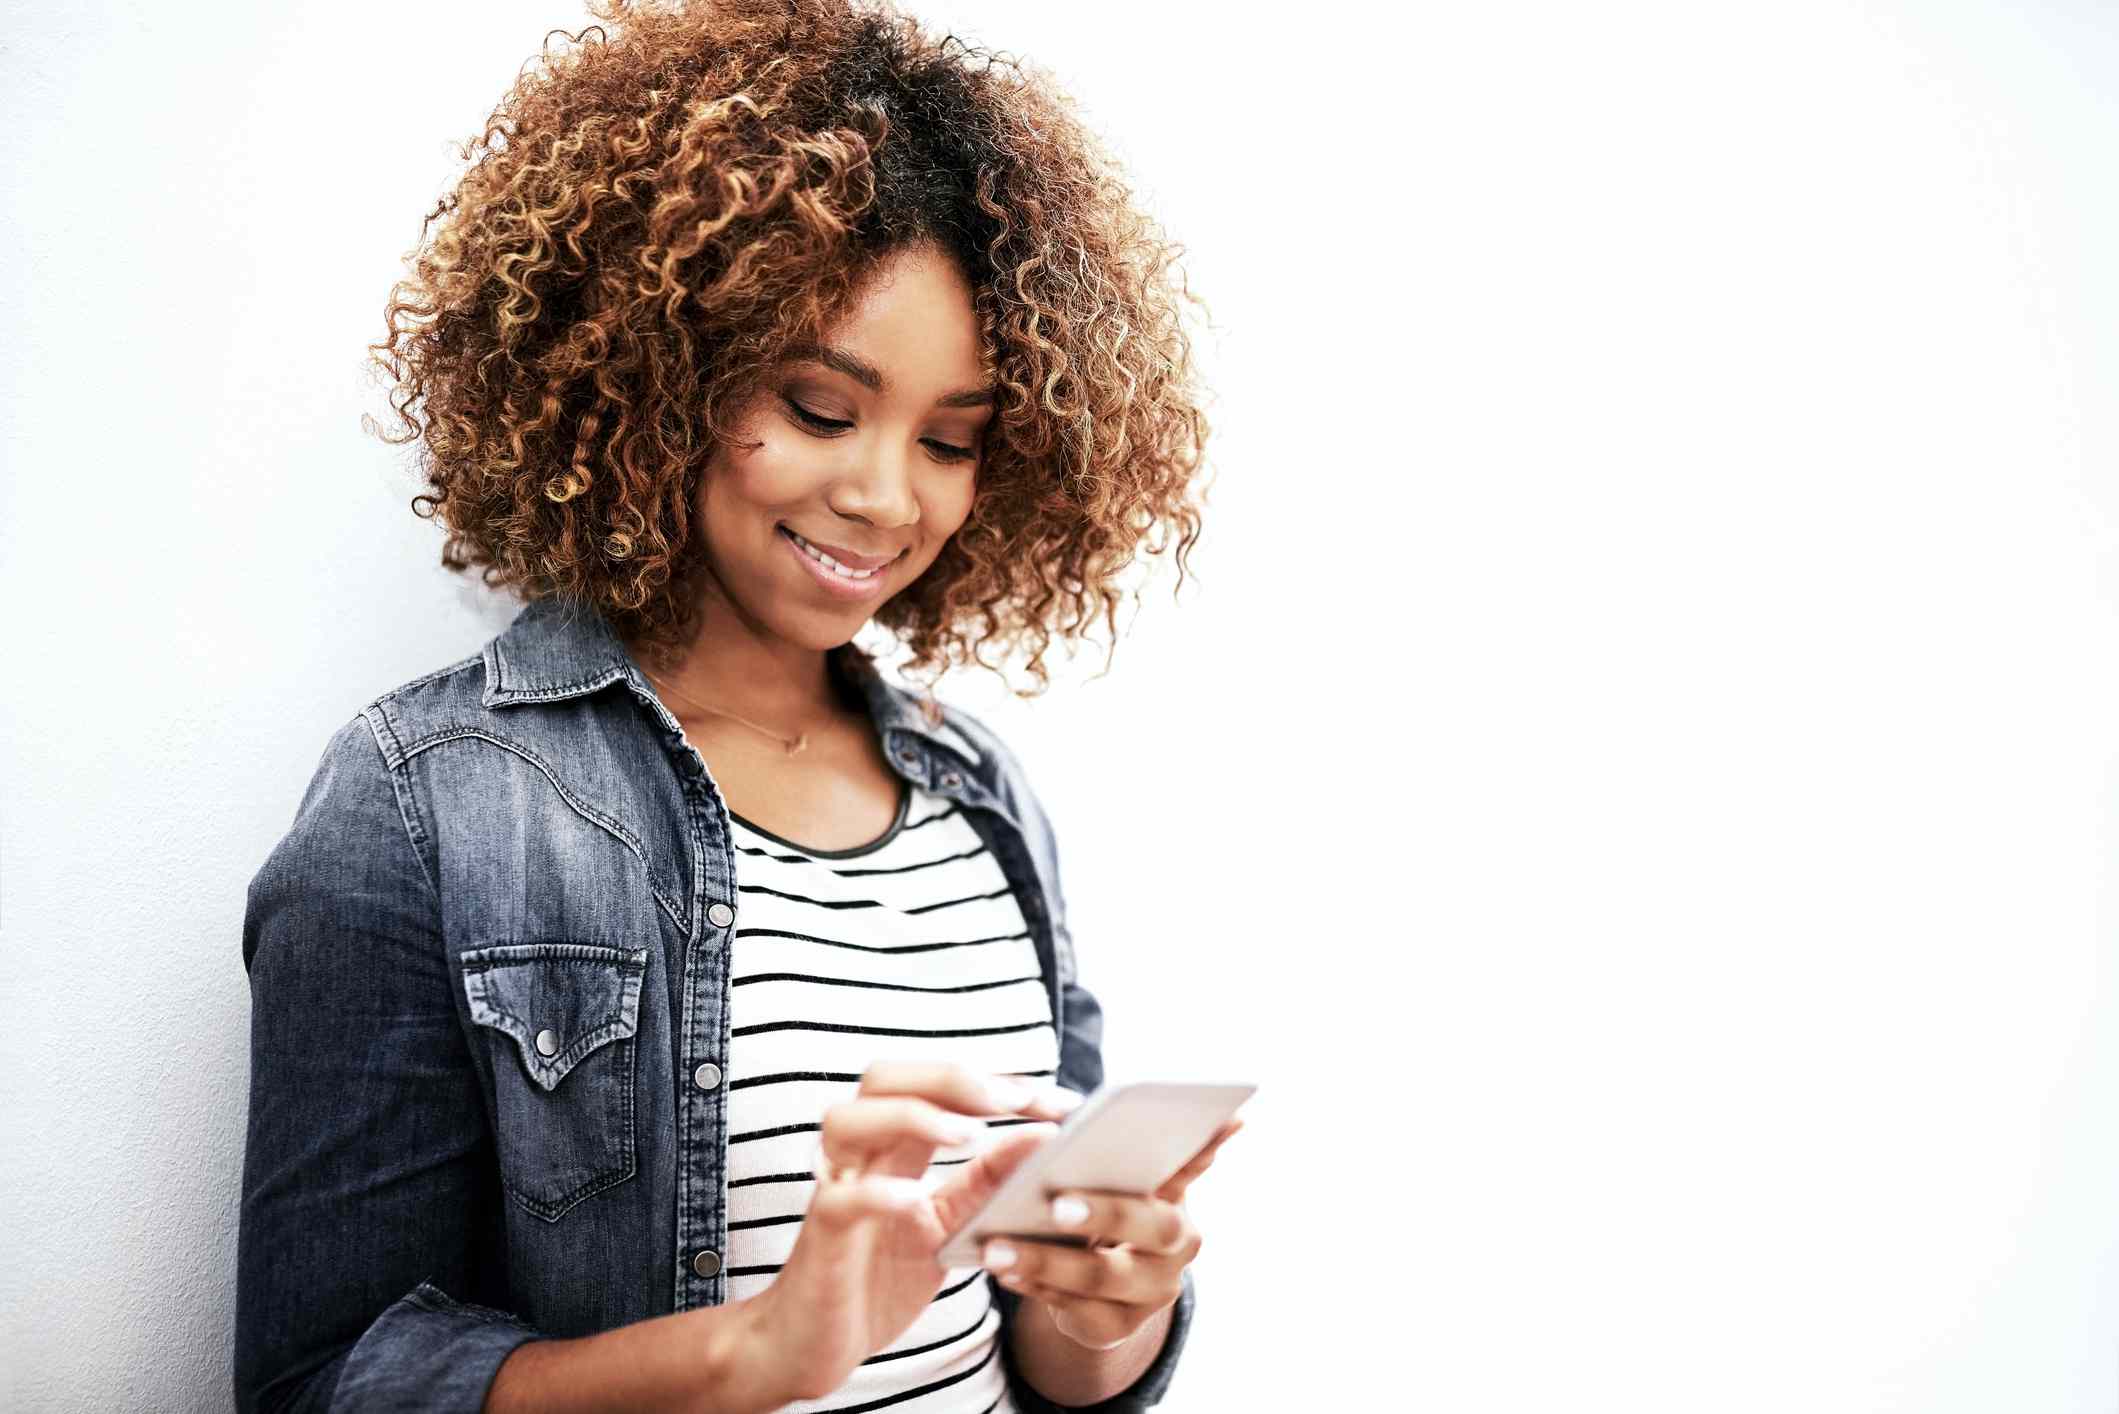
[820,245,984,380]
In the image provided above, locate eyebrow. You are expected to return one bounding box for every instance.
[783,342,995,409]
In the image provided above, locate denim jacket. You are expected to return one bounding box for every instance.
[235,594,1196,1413]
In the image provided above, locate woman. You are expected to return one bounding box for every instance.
[234,1,1234,1410]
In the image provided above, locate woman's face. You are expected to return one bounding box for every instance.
[696,242,992,653]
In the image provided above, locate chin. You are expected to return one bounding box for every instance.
[763,603,871,653]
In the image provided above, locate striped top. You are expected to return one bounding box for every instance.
[724,783,1060,1414]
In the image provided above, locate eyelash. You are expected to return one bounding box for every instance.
[783,397,979,464]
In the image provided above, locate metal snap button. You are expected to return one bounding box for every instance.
[692,1248,722,1278]
[534,1028,558,1057]
[693,1062,722,1091]
[896,747,918,764]
[707,901,734,929]
[941,771,962,789]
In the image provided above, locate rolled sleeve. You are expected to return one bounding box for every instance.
[327,1283,544,1411]
[236,715,542,1413]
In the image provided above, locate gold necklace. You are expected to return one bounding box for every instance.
[643,667,811,757]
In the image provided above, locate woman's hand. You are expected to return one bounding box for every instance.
[740,1061,1081,1402]
[981,1117,1242,1351]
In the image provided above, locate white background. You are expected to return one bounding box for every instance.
[4,1,2117,1409]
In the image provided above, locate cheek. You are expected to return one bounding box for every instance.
[701,427,831,536]
[923,471,979,534]
[719,427,823,508]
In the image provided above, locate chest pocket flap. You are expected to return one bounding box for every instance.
[461,942,648,1090]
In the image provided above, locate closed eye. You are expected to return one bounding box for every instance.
[783,396,979,465]
[923,439,978,464]
[784,397,851,434]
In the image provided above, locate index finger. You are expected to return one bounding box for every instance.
[856,1059,1076,1120]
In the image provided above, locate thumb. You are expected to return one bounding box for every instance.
[930,1123,1056,1235]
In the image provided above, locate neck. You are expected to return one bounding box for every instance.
[628,572,849,727]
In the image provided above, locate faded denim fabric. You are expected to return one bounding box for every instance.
[235,594,1196,1413]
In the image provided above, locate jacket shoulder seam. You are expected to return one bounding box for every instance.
[356,706,444,909]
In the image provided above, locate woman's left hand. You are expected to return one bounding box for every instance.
[982,1117,1243,1350]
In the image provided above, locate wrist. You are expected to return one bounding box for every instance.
[706,1290,811,1412]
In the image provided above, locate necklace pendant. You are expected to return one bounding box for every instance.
[787,732,809,756]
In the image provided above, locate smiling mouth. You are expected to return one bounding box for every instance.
[778,525,900,582]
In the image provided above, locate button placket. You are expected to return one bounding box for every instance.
[695,902,731,1238]
[671,780,735,1311]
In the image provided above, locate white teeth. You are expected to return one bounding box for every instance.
[788,529,882,580]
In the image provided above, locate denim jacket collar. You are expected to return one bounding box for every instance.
[477,594,990,794]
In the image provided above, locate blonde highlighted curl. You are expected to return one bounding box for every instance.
[366,0,1211,696]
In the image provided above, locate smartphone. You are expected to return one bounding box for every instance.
[937,1080,1257,1270]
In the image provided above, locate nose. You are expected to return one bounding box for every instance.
[827,433,920,530]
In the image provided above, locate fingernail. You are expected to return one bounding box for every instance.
[984,1240,1017,1270]
[1050,1195,1089,1227]
[1042,1086,1085,1114]
[942,1116,985,1144]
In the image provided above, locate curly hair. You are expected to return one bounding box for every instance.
[365,0,1211,698]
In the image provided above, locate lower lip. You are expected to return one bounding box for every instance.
[779,526,897,600]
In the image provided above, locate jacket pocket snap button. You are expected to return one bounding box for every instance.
[707,902,734,929]
[941,771,961,789]
[534,1028,559,1057]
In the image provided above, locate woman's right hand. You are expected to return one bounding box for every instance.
[736,1061,1081,1403]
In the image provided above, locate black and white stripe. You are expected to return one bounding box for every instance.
[723,786,1057,1414]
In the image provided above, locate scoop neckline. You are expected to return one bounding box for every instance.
[728,780,914,859]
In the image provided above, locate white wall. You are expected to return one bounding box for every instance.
[4,1,2117,1409]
